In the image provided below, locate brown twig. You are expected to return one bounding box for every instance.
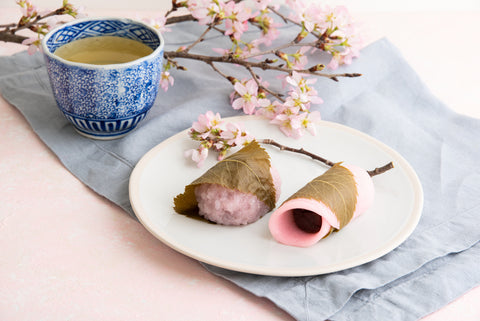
[164,50,361,81]
[0,32,27,44]
[183,23,215,52]
[259,139,394,177]
[367,162,395,177]
[0,23,16,28]
[13,10,60,33]
[165,13,196,25]
[0,8,66,44]
[267,5,338,43]
[240,40,318,60]
[246,66,285,102]
[259,139,336,167]
[207,61,236,84]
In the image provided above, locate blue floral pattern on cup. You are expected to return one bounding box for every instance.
[42,18,164,139]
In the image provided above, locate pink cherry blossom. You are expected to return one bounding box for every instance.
[284,90,311,112]
[327,54,340,70]
[220,122,254,146]
[191,110,222,135]
[185,147,209,167]
[232,79,259,115]
[286,71,312,88]
[160,71,174,91]
[44,16,60,30]
[292,46,310,69]
[185,111,256,166]
[250,10,281,47]
[145,16,171,33]
[190,0,222,25]
[300,110,321,136]
[255,98,281,120]
[270,113,303,139]
[223,1,253,40]
[286,72,323,105]
[259,24,280,46]
[17,0,37,17]
[22,37,41,55]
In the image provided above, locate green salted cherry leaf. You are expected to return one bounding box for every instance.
[173,140,276,216]
[285,163,358,229]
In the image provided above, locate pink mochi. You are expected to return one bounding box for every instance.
[268,163,375,247]
[194,166,281,226]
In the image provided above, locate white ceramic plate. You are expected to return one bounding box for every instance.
[129,116,423,276]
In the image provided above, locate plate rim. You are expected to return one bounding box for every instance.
[129,115,424,276]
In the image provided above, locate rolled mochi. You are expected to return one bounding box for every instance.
[174,141,280,226]
[268,163,374,247]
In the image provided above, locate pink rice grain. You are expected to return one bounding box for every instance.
[194,166,282,226]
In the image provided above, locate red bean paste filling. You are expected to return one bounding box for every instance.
[292,208,322,233]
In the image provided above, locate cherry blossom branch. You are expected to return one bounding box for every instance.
[0,23,16,28]
[0,32,27,44]
[0,1,82,49]
[183,23,215,52]
[259,138,336,166]
[12,9,59,33]
[165,14,195,25]
[240,40,319,60]
[164,50,361,81]
[259,139,394,176]
[266,5,322,42]
[367,162,395,177]
[246,66,285,102]
[207,61,235,84]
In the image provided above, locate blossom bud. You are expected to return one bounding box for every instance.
[308,64,325,72]
[294,30,308,43]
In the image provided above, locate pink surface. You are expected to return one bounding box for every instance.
[269,198,335,247]
[1,7,480,321]
[342,163,375,219]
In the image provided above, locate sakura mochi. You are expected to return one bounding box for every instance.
[174,141,280,226]
[269,163,375,247]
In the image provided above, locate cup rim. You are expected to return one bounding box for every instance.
[41,16,165,69]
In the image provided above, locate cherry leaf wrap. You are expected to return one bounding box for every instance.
[284,163,358,230]
[173,140,277,216]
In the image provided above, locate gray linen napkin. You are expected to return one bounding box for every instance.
[1,20,479,320]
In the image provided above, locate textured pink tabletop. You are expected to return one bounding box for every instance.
[1,7,479,321]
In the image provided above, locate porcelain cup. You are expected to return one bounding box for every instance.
[42,17,164,140]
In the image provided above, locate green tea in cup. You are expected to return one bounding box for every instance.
[54,35,154,65]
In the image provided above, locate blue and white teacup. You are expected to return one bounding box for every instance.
[42,17,164,140]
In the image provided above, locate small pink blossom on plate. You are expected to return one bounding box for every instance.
[185,147,209,167]
[185,111,258,166]
[221,122,254,147]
